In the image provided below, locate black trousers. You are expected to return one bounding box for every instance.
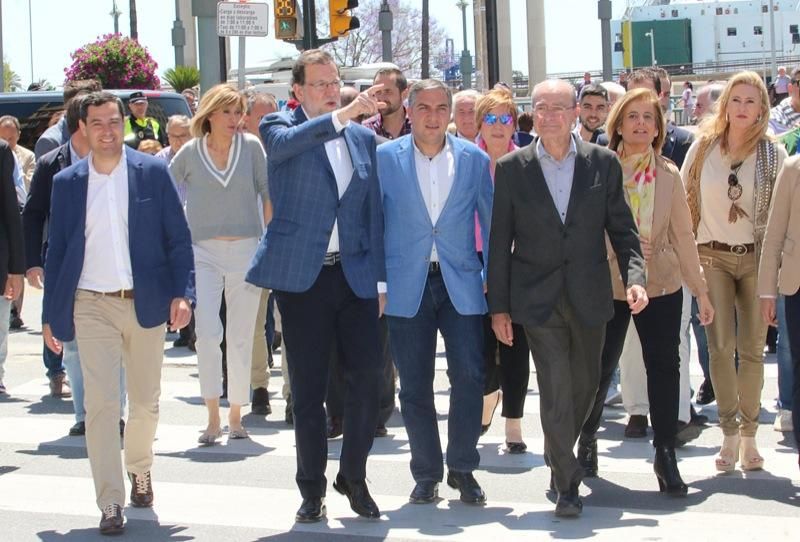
[482,314,530,418]
[275,264,382,499]
[524,294,605,493]
[783,290,800,451]
[326,317,396,427]
[581,290,682,448]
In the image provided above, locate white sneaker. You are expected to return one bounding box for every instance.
[773,409,794,432]
[604,388,623,406]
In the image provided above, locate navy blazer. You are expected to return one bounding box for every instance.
[23,142,72,270]
[662,122,694,169]
[246,108,385,299]
[43,149,195,341]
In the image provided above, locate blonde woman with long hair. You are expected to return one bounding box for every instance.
[681,71,786,472]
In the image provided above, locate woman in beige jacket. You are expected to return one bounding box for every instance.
[759,155,800,471]
[579,88,714,496]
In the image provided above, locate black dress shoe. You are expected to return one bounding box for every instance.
[374,424,388,437]
[446,471,486,505]
[99,503,124,535]
[295,497,326,523]
[654,445,688,496]
[119,419,125,437]
[327,416,343,439]
[172,336,190,348]
[69,421,86,436]
[695,378,715,405]
[624,415,648,438]
[674,421,702,447]
[690,405,709,426]
[555,484,583,517]
[128,471,154,508]
[409,480,439,504]
[285,404,293,426]
[251,387,272,416]
[505,441,528,454]
[577,439,598,477]
[333,473,380,518]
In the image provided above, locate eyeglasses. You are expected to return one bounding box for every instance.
[306,79,344,91]
[727,161,749,223]
[483,113,514,126]
[533,104,570,116]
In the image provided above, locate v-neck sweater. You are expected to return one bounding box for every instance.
[170,132,269,242]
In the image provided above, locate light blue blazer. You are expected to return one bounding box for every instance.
[377,134,493,318]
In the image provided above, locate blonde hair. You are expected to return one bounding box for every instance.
[605,87,666,153]
[190,84,246,138]
[696,71,771,162]
[475,89,518,130]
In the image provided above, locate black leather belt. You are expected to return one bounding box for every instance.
[428,261,441,274]
[323,252,341,266]
[81,289,135,299]
[699,241,755,256]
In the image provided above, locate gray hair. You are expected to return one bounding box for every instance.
[0,115,20,132]
[166,114,191,130]
[452,89,482,107]
[707,83,725,103]
[408,79,453,109]
[241,89,278,114]
[531,79,577,108]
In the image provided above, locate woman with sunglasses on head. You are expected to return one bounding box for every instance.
[170,84,271,445]
[578,87,713,495]
[682,71,786,472]
[474,90,531,453]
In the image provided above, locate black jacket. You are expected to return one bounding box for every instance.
[0,141,25,287]
[22,142,71,270]
[662,122,694,169]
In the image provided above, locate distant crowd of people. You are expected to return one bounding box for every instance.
[0,55,798,535]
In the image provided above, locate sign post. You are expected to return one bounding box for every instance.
[217,1,269,89]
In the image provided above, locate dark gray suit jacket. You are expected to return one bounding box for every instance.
[487,138,645,328]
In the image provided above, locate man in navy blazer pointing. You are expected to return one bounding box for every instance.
[246,49,386,523]
[42,92,194,535]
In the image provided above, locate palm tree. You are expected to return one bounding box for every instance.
[421,0,429,78]
[3,62,22,92]
[129,0,138,40]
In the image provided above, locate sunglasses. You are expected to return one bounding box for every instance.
[483,113,514,126]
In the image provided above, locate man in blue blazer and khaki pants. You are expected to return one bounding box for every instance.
[246,49,386,523]
[378,79,494,505]
[42,92,194,535]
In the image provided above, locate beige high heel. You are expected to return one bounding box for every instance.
[715,434,740,472]
[740,436,764,471]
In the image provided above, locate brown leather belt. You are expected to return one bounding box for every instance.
[699,241,754,256]
[82,289,135,299]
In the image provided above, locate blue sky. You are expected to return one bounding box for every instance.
[1,0,627,88]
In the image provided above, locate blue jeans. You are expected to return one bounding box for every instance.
[777,295,794,410]
[386,272,484,482]
[61,340,127,423]
[0,297,10,381]
[691,297,710,379]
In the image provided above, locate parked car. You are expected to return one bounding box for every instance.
[0,89,192,151]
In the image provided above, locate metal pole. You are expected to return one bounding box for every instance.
[28,0,34,84]
[192,0,222,95]
[379,0,393,62]
[112,0,121,34]
[0,1,5,92]
[485,0,499,87]
[769,0,777,80]
[598,0,612,81]
[646,29,656,66]
[172,0,186,67]
[301,0,316,50]
[457,1,473,89]
[237,36,246,89]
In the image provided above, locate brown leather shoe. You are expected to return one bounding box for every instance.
[128,471,154,508]
[49,374,71,398]
[99,503,124,535]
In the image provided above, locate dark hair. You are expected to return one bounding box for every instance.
[66,96,85,134]
[579,84,608,102]
[408,79,453,109]
[517,111,534,132]
[684,81,693,90]
[291,49,337,86]
[373,67,408,92]
[629,68,662,95]
[64,79,102,104]
[79,91,125,122]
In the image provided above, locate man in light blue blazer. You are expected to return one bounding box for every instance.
[246,49,386,523]
[378,79,493,506]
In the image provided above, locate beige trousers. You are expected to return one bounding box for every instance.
[251,288,270,390]
[698,245,767,437]
[73,290,166,510]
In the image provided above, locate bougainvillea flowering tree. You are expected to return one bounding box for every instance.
[65,34,160,89]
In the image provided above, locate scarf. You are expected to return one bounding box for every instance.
[617,142,657,239]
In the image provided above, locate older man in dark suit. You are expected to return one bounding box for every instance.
[246,49,386,523]
[488,79,647,518]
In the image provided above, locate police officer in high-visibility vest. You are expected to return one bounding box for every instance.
[123,91,167,150]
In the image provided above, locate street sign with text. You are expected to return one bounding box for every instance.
[217,1,269,37]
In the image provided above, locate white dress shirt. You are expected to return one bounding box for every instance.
[413,139,455,262]
[77,148,134,292]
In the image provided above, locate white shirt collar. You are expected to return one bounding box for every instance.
[88,146,127,178]
[412,137,450,161]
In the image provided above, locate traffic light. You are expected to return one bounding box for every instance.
[329,0,360,38]
[274,0,300,40]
